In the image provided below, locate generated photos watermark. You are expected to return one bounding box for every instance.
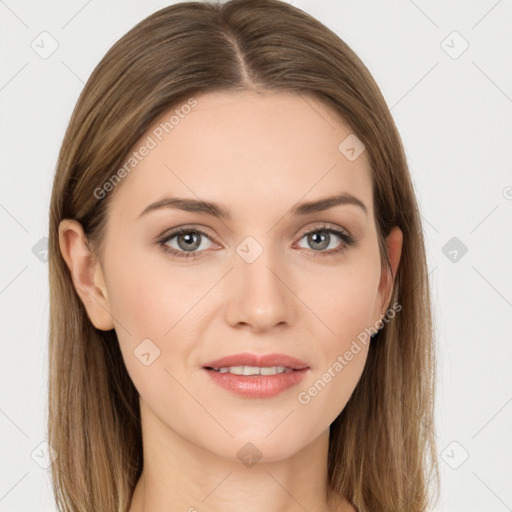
[93,97,198,200]
[297,301,402,405]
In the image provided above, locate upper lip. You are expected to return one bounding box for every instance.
[202,352,309,370]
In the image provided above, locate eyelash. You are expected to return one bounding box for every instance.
[156,224,356,260]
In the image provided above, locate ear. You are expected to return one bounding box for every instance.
[58,219,115,331]
[377,225,403,316]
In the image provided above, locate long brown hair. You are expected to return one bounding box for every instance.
[47,1,440,510]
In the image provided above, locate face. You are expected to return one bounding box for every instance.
[64,90,400,462]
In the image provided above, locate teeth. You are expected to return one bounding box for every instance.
[212,365,292,375]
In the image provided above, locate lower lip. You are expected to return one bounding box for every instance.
[202,368,309,398]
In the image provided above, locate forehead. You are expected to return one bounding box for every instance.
[108,90,373,222]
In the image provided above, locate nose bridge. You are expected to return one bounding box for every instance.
[225,234,293,330]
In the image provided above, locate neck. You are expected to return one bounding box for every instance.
[128,400,348,512]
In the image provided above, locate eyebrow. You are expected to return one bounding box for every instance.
[137,193,368,220]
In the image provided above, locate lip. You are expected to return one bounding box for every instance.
[201,352,310,398]
[202,352,309,370]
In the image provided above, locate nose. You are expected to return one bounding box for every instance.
[224,244,296,332]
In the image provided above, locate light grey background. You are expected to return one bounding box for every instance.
[1,0,511,511]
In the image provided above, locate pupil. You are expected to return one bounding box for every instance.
[310,231,328,250]
[179,232,199,251]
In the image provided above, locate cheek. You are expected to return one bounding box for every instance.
[104,250,219,384]
[104,260,201,409]
[304,254,382,345]
[105,247,211,337]
[295,256,380,417]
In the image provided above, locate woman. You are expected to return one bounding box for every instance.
[48,1,440,511]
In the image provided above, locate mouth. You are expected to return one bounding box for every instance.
[205,365,298,375]
[201,353,310,398]
[202,352,309,371]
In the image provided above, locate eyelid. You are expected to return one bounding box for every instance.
[300,222,354,240]
[156,225,219,249]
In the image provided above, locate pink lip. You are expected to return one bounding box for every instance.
[202,352,309,370]
[201,352,310,398]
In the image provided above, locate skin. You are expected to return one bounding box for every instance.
[59,90,402,512]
